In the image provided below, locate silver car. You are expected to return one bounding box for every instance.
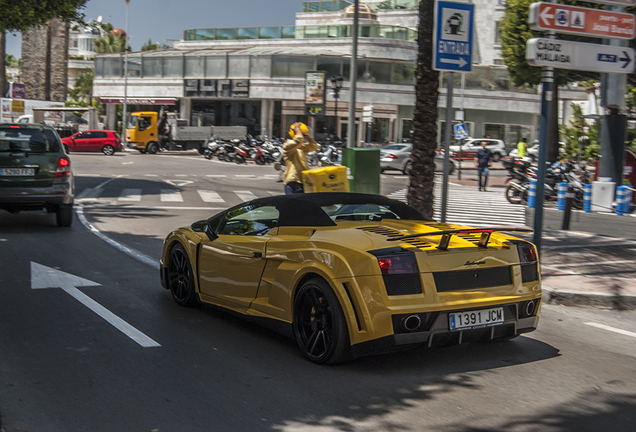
[380,143,455,175]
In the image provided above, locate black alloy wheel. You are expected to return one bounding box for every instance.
[293,278,351,364]
[167,244,199,307]
[56,204,73,227]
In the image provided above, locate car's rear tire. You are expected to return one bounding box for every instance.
[402,160,412,175]
[167,244,199,307]
[102,145,115,156]
[293,278,352,364]
[493,153,502,162]
[147,142,159,154]
[56,204,73,227]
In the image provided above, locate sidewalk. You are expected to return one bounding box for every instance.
[446,167,636,310]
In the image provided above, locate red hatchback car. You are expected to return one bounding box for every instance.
[61,130,122,155]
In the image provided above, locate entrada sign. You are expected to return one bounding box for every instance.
[529,2,636,40]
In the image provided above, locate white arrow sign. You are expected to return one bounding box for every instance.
[440,57,468,68]
[526,38,636,74]
[31,262,160,348]
[539,5,554,26]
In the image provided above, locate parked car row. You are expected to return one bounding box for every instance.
[380,143,456,175]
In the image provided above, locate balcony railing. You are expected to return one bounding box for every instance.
[301,0,420,12]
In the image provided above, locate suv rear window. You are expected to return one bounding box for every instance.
[0,125,61,153]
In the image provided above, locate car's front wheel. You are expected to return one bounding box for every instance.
[167,244,199,307]
[102,144,115,156]
[293,278,351,364]
[493,153,502,162]
[56,204,73,227]
[147,142,159,154]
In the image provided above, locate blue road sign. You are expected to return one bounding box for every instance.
[454,123,468,139]
[433,1,474,72]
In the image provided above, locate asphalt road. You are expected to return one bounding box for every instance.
[1,151,635,431]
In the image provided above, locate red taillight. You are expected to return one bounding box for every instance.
[55,157,71,177]
[10,125,21,129]
[517,243,538,263]
[386,154,398,160]
[377,254,419,275]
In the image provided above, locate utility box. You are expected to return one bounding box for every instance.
[342,147,381,194]
[303,166,349,193]
[591,180,615,212]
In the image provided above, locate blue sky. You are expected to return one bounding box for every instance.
[6,0,304,57]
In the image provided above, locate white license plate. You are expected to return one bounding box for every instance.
[449,307,504,330]
[0,168,35,176]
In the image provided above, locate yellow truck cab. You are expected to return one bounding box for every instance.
[125,111,159,154]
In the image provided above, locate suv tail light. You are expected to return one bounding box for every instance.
[54,157,71,178]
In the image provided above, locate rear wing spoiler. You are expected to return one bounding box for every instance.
[387,227,533,250]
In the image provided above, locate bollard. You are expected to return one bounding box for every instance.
[557,182,567,210]
[562,184,574,230]
[616,185,628,216]
[584,183,592,213]
[528,179,537,208]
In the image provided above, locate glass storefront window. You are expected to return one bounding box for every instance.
[185,56,204,78]
[272,56,315,78]
[392,62,415,85]
[143,57,162,77]
[364,61,392,84]
[250,56,271,78]
[205,56,227,78]
[228,56,250,78]
[163,57,183,77]
[103,57,121,78]
[126,57,141,77]
[94,58,103,78]
[317,57,342,79]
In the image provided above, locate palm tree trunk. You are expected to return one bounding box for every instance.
[408,0,439,219]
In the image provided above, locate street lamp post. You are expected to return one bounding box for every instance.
[330,75,343,137]
[122,0,130,150]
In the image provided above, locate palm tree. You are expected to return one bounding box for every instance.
[72,68,93,104]
[407,0,438,219]
[94,34,127,53]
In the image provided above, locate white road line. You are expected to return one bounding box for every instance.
[81,205,226,211]
[144,174,159,177]
[75,205,158,268]
[235,190,257,201]
[160,189,184,202]
[76,188,102,200]
[118,188,142,202]
[585,322,636,339]
[206,174,227,178]
[198,190,225,203]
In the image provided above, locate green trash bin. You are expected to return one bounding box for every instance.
[342,147,381,194]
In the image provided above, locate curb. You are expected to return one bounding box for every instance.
[543,286,636,311]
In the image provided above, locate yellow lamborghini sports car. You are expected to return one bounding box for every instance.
[160,193,541,364]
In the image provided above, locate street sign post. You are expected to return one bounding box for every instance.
[529,2,636,40]
[454,123,468,139]
[526,38,636,73]
[433,1,474,72]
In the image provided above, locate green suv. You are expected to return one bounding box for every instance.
[0,123,75,226]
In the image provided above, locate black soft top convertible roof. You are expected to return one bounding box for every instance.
[241,193,429,227]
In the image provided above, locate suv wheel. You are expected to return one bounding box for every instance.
[493,153,501,162]
[56,204,73,227]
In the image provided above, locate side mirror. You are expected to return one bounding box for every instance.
[204,224,218,241]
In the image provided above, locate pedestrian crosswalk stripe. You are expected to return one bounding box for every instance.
[119,188,142,202]
[235,190,257,201]
[198,190,224,203]
[160,189,184,202]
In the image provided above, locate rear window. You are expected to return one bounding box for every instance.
[0,126,61,153]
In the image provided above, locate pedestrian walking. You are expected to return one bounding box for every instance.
[282,122,319,194]
[475,140,492,191]
[517,137,528,159]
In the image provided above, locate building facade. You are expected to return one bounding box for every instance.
[93,0,586,146]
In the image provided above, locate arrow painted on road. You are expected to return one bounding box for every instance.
[621,51,632,68]
[31,262,160,348]
[440,57,468,68]
[539,6,554,26]
[164,179,194,187]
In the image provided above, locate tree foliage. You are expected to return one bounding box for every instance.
[68,68,93,104]
[0,0,87,33]
[141,39,161,51]
[94,34,128,53]
[559,103,599,161]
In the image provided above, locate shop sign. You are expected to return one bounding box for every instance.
[184,79,249,98]
[304,71,326,116]
[10,83,26,99]
[100,98,177,105]
[11,99,25,114]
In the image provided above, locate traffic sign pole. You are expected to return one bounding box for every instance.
[441,72,454,223]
